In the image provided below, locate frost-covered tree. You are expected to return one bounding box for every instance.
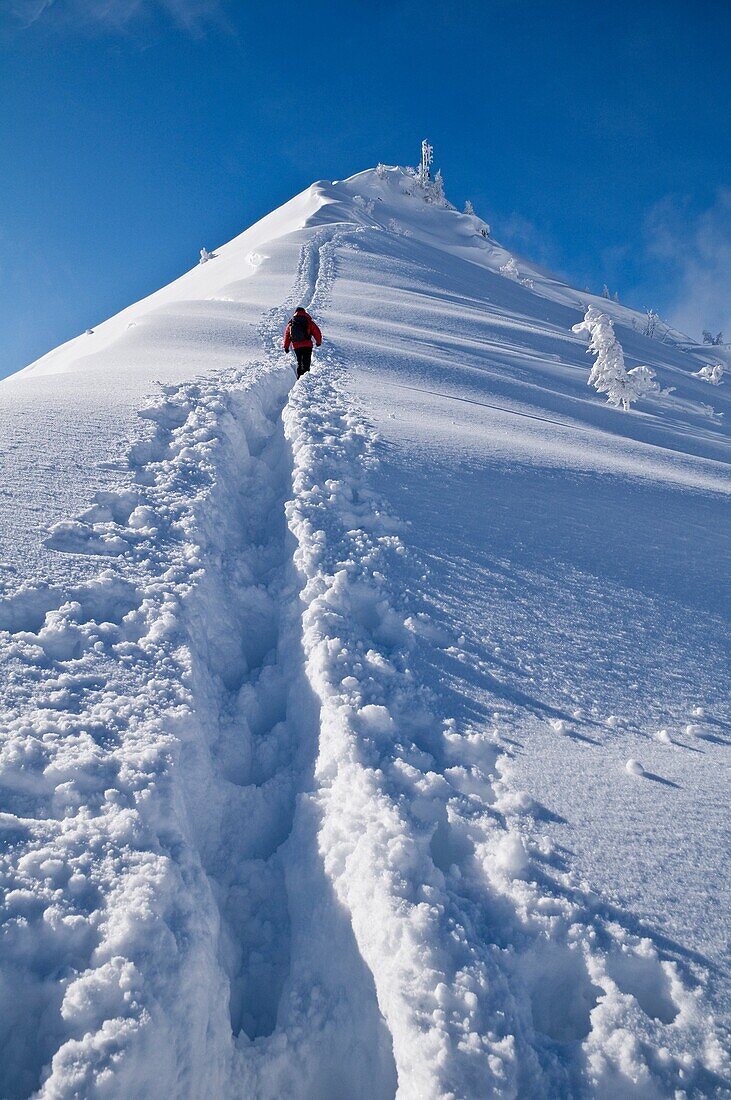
[432,169,446,205]
[702,329,724,346]
[200,247,212,264]
[573,306,659,411]
[693,363,725,385]
[388,218,411,237]
[613,291,620,303]
[499,257,520,280]
[376,163,389,180]
[602,284,611,299]
[643,309,661,338]
[464,199,475,215]
[418,139,433,187]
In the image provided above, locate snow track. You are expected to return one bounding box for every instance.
[0,227,399,1099]
[0,212,728,1098]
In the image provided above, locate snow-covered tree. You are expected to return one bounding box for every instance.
[418,139,433,187]
[613,291,620,303]
[376,163,389,180]
[602,284,611,299]
[702,329,724,346]
[500,257,520,280]
[643,309,661,338]
[693,363,725,385]
[573,306,659,411]
[200,247,213,264]
[464,199,475,215]
[432,169,446,205]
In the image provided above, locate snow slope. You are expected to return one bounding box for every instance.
[0,165,729,1099]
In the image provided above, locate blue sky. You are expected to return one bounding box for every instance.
[1,0,729,378]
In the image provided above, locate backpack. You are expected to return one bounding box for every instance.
[289,313,309,343]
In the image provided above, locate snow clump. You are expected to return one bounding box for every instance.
[493,831,529,879]
[549,718,570,734]
[625,759,645,776]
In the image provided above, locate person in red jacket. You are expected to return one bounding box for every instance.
[284,307,322,379]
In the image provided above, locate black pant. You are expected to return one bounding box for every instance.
[294,346,312,378]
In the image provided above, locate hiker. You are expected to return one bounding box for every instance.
[284,307,322,378]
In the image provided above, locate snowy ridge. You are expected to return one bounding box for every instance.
[0,166,729,1098]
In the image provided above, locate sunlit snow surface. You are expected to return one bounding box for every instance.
[0,167,729,1098]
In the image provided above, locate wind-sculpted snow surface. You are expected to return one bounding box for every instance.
[281,234,730,1099]
[1,166,729,1098]
[283,397,731,1093]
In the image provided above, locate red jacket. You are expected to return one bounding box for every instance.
[284,310,322,352]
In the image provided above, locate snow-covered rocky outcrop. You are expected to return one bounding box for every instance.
[1,165,729,1099]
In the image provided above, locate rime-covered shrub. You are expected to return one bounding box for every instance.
[693,363,725,385]
[643,309,661,338]
[353,194,375,215]
[464,199,475,215]
[500,257,520,280]
[573,306,659,411]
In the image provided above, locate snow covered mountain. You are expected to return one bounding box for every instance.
[1,164,729,1099]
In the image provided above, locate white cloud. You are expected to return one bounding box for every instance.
[645,190,731,342]
[5,0,223,33]
[5,0,54,25]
